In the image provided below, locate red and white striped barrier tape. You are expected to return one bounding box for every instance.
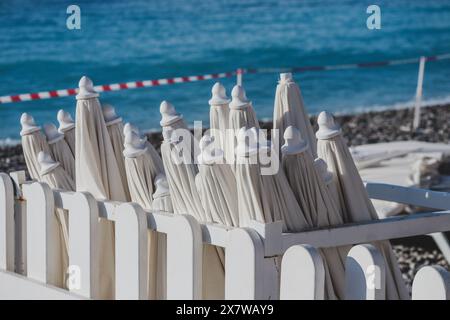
[1,53,450,105]
[0,71,236,104]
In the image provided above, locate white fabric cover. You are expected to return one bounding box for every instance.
[235,148,272,226]
[107,121,131,201]
[160,119,224,299]
[40,160,75,289]
[75,78,128,299]
[273,73,317,157]
[317,117,409,300]
[123,140,166,300]
[197,140,239,227]
[62,128,76,156]
[282,128,349,299]
[48,139,75,181]
[22,130,50,181]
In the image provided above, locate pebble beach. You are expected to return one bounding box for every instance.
[2,103,450,291]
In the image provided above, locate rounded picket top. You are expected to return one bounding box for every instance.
[280,244,325,300]
[412,266,450,300]
[345,244,386,300]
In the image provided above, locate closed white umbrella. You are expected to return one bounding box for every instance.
[235,126,309,231]
[57,109,76,155]
[160,103,224,299]
[37,151,74,288]
[281,126,348,299]
[122,130,165,300]
[273,73,317,158]
[103,104,130,200]
[197,135,239,227]
[228,85,260,167]
[254,127,309,232]
[43,123,75,181]
[235,127,308,300]
[75,76,127,201]
[208,82,230,157]
[235,127,272,226]
[159,102,203,219]
[20,113,51,181]
[123,129,161,209]
[316,111,409,300]
[75,76,127,299]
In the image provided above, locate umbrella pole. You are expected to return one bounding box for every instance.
[236,68,243,86]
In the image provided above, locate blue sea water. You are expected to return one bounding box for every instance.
[1,0,450,142]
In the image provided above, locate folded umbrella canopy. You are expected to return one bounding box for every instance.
[103,104,130,201]
[37,151,74,288]
[208,82,230,158]
[228,85,260,167]
[316,111,409,300]
[123,130,166,300]
[235,127,272,226]
[273,73,317,158]
[197,135,239,227]
[75,76,127,299]
[281,126,348,299]
[160,103,224,299]
[255,127,310,232]
[159,101,203,218]
[235,127,308,299]
[20,113,51,181]
[43,123,75,181]
[57,109,76,155]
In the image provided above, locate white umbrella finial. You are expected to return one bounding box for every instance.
[229,85,250,109]
[20,112,40,136]
[102,104,122,126]
[43,123,64,144]
[123,122,137,135]
[209,82,230,106]
[316,111,341,140]
[57,109,75,133]
[198,135,224,164]
[160,100,183,126]
[123,129,146,158]
[76,76,99,100]
[281,126,308,155]
[279,72,293,82]
[313,158,334,185]
[37,151,60,176]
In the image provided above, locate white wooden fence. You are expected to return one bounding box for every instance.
[0,171,449,300]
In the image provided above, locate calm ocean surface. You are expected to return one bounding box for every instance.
[1,0,450,142]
